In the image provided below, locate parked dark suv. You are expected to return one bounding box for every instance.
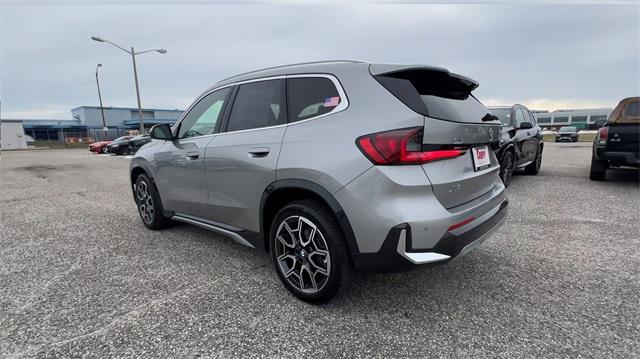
[555,126,579,142]
[590,97,639,181]
[489,105,543,186]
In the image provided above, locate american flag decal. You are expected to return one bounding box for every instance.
[323,96,340,107]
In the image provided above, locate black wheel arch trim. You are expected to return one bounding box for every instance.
[260,179,360,256]
[130,161,173,217]
[498,143,517,160]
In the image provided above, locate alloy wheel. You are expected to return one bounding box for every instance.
[535,150,542,171]
[274,215,331,294]
[135,180,154,224]
[500,152,515,186]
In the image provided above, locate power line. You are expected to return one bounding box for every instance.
[3,80,94,96]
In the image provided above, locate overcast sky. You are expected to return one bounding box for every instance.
[1,2,638,119]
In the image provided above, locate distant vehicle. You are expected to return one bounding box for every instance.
[89,139,115,154]
[555,126,579,142]
[106,136,134,155]
[126,135,152,154]
[489,105,543,187]
[590,97,639,181]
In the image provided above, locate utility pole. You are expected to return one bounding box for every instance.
[91,36,166,134]
[95,63,108,134]
[130,47,144,134]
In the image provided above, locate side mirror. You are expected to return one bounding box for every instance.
[519,121,533,130]
[149,124,175,140]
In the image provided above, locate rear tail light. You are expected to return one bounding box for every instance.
[356,127,467,165]
[598,126,609,145]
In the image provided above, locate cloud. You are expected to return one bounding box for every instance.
[1,3,638,119]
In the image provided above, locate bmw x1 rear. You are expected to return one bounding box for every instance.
[130,61,508,303]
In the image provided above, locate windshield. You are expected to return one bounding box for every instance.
[113,136,130,142]
[490,108,512,127]
[559,126,577,132]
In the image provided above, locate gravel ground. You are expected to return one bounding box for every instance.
[1,143,638,358]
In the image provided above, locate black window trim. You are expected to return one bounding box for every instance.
[171,74,349,138]
[173,86,234,140]
[221,78,288,133]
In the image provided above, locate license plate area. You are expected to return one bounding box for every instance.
[471,146,491,171]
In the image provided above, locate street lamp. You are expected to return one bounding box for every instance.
[91,36,167,134]
[95,63,108,133]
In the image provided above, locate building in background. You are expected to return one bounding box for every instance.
[0,120,28,149]
[533,108,612,130]
[17,106,184,142]
[71,106,183,129]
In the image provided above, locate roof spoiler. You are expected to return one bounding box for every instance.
[369,64,479,93]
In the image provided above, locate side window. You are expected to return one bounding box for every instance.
[515,108,526,127]
[528,111,537,125]
[287,77,341,122]
[178,87,230,139]
[226,79,285,132]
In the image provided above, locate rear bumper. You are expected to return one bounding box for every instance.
[595,148,639,166]
[352,198,508,272]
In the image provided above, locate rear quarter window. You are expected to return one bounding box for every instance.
[287,77,342,123]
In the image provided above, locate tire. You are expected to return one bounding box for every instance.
[121,146,130,155]
[102,146,108,154]
[524,146,542,175]
[269,199,352,304]
[134,174,171,230]
[589,153,607,181]
[499,149,516,187]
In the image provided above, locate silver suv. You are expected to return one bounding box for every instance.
[130,61,508,303]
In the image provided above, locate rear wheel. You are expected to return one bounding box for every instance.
[134,174,171,229]
[499,150,516,187]
[524,146,542,175]
[589,153,607,181]
[270,200,352,304]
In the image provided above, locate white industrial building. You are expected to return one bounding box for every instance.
[0,120,28,150]
[532,108,612,130]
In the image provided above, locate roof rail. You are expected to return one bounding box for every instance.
[216,60,366,84]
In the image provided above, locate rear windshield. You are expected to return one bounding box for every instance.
[374,69,491,123]
[559,126,577,132]
[490,108,512,127]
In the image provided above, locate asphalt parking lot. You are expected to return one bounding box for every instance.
[1,142,638,358]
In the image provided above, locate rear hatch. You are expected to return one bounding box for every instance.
[605,124,640,152]
[606,98,640,152]
[372,65,501,209]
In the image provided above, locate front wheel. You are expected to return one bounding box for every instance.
[270,200,352,304]
[134,174,171,229]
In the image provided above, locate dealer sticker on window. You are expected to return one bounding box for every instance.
[472,146,491,171]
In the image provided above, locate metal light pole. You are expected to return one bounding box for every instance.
[91,36,166,134]
[95,63,108,133]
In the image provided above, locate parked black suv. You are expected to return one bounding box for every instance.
[590,97,639,181]
[489,105,543,186]
[555,126,579,142]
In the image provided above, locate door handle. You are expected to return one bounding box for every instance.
[248,147,270,157]
[186,151,199,159]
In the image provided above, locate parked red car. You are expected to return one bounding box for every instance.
[88,136,132,154]
[89,140,113,154]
